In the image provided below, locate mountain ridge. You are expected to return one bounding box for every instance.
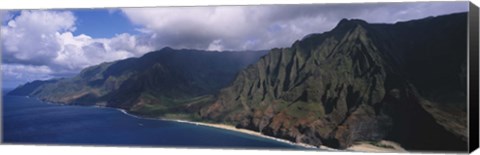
[8,48,269,118]
[199,12,467,151]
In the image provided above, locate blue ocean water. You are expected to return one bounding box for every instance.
[2,91,307,150]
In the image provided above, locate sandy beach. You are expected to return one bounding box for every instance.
[116,109,332,150]
[117,108,405,152]
[347,140,407,152]
[167,119,407,153]
[161,118,325,150]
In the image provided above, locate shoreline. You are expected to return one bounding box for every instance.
[117,109,407,153]
[115,109,330,150]
[27,96,406,152]
[113,107,406,152]
[161,118,328,150]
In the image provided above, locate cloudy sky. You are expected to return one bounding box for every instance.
[0,1,468,88]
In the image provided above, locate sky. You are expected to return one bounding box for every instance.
[0,1,469,88]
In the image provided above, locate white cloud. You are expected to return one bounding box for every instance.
[1,10,154,69]
[1,64,54,88]
[2,10,75,66]
[53,32,148,71]
[121,2,468,51]
[122,6,284,50]
[1,10,154,86]
[2,64,53,78]
[207,39,224,51]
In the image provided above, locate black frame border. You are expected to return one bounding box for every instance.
[469,2,479,153]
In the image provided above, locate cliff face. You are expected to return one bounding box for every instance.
[201,20,390,147]
[199,13,467,151]
[9,13,468,151]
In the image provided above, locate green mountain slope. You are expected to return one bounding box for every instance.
[9,48,268,118]
[199,13,467,151]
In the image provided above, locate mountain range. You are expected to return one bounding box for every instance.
[8,12,468,151]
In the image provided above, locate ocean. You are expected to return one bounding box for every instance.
[1,90,308,150]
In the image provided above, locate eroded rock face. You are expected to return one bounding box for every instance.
[200,22,391,149]
[200,13,468,151]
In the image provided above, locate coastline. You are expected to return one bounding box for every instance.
[160,119,405,152]
[115,109,329,150]
[32,96,406,152]
[116,108,406,153]
[161,118,328,150]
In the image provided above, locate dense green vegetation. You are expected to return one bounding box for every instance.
[199,13,468,151]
